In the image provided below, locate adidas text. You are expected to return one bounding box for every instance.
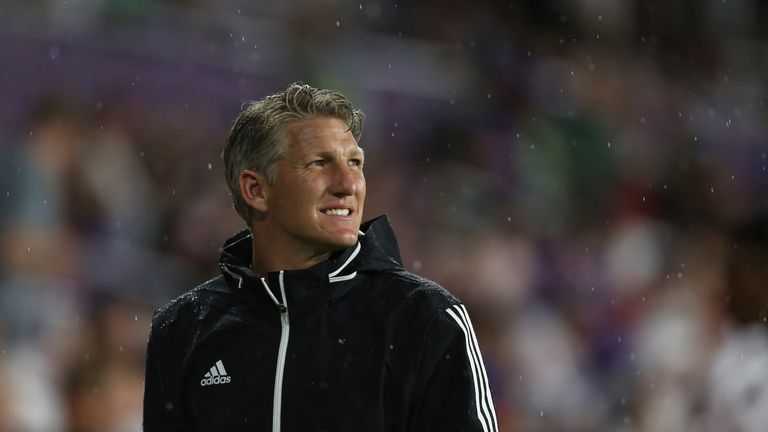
[201,375,231,386]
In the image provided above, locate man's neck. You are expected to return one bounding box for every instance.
[249,235,332,276]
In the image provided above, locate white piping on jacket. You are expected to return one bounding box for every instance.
[222,266,244,289]
[260,277,281,308]
[329,272,357,283]
[328,241,361,278]
[272,271,290,432]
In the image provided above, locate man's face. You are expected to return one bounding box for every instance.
[263,116,366,257]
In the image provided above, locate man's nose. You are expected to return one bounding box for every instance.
[330,163,358,197]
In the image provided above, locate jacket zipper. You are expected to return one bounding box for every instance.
[273,271,289,432]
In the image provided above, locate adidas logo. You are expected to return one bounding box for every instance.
[200,360,231,386]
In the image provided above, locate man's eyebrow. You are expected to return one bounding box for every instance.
[322,147,365,156]
[306,146,364,159]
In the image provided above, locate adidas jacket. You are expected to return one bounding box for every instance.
[143,216,499,431]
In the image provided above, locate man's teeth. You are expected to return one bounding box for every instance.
[324,209,350,216]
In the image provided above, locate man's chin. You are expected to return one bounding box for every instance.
[332,235,359,249]
[321,232,359,250]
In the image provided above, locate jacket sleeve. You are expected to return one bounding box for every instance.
[143,312,189,431]
[408,303,499,432]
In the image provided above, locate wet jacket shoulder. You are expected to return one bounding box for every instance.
[143,215,498,431]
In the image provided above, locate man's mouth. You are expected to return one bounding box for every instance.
[323,208,351,216]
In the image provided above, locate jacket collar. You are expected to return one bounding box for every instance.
[218,215,403,317]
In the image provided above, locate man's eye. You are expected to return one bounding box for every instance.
[308,160,326,167]
[348,159,363,166]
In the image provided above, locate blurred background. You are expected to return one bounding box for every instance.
[1,0,768,431]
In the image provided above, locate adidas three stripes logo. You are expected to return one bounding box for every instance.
[200,360,231,386]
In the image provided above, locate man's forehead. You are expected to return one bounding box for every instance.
[294,118,351,136]
[284,117,361,152]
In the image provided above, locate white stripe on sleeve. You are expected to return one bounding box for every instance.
[447,307,491,432]
[455,305,499,432]
[446,305,499,432]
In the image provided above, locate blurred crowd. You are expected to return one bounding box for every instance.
[1,1,768,431]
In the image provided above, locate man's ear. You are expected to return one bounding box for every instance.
[239,169,270,214]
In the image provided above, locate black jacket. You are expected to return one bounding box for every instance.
[143,216,498,431]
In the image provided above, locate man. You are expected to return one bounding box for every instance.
[143,83,499,431]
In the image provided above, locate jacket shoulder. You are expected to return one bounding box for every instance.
[371,269,461,319]
[150,275,235,335]
[385,269,458,299]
